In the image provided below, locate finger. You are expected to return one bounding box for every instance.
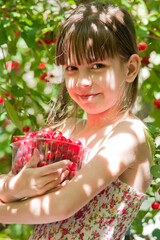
[38,160,71,176]
[24,149,40,168]
[39,170,70,194]
[38,169,63,187]
[61,179,70,186]
[60,170,70,183]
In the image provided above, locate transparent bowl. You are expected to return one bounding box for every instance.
[11,138,90,179]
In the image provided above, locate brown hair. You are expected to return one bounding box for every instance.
[47,1,139,128]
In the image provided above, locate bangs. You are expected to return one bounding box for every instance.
[56,16,118,65]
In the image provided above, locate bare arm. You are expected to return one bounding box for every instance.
[0,125,151,224]
[0,149,70,203]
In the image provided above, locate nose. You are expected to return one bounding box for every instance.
[76,73,92,88]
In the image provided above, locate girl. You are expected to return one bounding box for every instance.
[0,2,153,239]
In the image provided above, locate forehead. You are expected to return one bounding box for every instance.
[56,22,117,66]
[55,4,126,66]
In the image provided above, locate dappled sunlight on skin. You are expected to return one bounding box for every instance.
[8,176,17,190]
[97,178,105,187]
[74,174,83,183]
[86,133,96,145]
[11,207,17,214]
[106,69,116,89]
[0,121,151,225]
[82,184,92,196]
[42,196,50,215]
[68,77,74,89]
[30,198,41,216]
[70,118,152,194]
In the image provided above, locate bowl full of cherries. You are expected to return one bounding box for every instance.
[11,127,90,179]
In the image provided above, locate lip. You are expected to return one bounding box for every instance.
[77,93,100,100]
[78,93,100,97]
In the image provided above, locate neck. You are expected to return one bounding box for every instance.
[85,108,129,130]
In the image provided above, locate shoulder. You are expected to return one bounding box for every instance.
[108,116,148,151]
[99,116,152,171]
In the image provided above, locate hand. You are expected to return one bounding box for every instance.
[45,179,70,194]
[3,149,71,202]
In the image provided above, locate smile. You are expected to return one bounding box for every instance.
[78,93,100,101]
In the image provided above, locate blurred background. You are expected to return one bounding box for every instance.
[0,0,160,239]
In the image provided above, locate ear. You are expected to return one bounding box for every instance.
[126,54,140,83]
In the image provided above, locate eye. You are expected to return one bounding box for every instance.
[91,63,106,70]
[65,66,78,72]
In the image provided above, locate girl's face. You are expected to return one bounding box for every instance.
[64,56,128,116]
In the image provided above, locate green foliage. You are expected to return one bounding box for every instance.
[0,0,160,239]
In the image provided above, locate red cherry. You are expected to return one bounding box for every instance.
[6,61,14,69]
[72,154,81,163]
[45,150,54,160]
[52,131,62,141]
[42,127,53,135]
[38,63,46,69]
[49,74,54,78]
[158,189,160,195]
[14,30,20,37]
[25,131,36,139]
[4,92,10,97]
[141,56,150,65]
[37,39,43,46]
[61,136,67,142]
[26,153,33,162]
[67,138,73,144]
[39,72,48,82]
[53,149,61,159]
[51,38,57,44]
[12,136,21,143]
[22,125,30,133]
[13,61,20,68]
[38,161,48,167]
[69,162,77,171]
[153,99,160,110]
[19,136,26,141]
[0,96,3,104]
[35,131,51,139]
[69,171,77,178]
[145,237,150,240]
[138,42,147,52]
[152,201,160,210]
[44,31,50,36]
[16,157,24,168]
[73,139,82,146]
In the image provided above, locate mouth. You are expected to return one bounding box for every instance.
[78,93,100,100]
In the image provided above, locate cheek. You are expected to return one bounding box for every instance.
[65,77,77,100]
[104,70,125,91]
[65,77,75,91]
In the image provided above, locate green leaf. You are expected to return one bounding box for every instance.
[121,0,131,8]
[2,97,22,131]
[137,0,148,25]
[150,165,160,178]
[0,112,7,125]
[136,25,149,38]
[0,23,7,45]
[152,228,160,238]
[11,85,26,97]
[11,128,24,142]
[7,40,17,56]
[21,28,36,48]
